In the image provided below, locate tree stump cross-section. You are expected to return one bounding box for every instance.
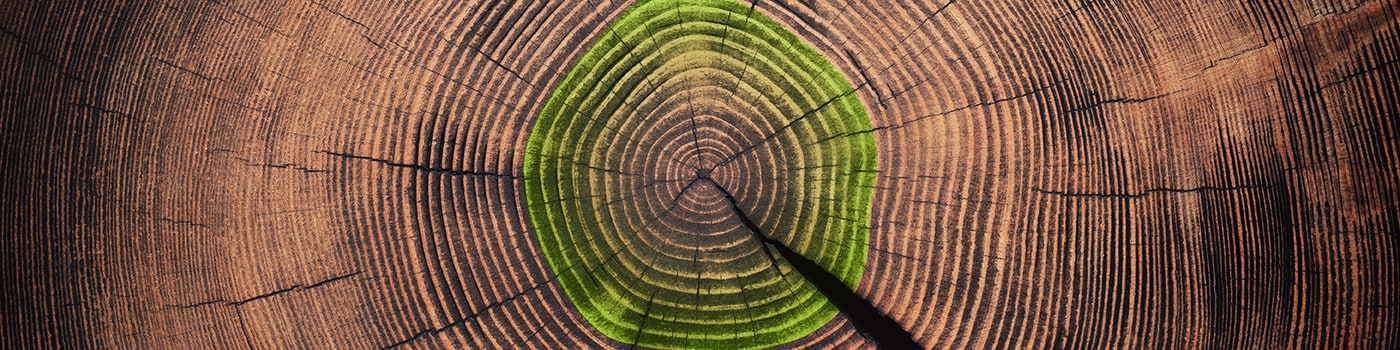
[1,0,1397,349]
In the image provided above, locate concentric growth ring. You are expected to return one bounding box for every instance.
[523,0,877,347]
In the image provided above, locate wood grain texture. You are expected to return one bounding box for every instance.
[1,0,1396,348]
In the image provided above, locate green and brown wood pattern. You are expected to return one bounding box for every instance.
[1,0,1397,349]
[525,0,877,347]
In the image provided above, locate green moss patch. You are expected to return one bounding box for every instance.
[523,0,876,348]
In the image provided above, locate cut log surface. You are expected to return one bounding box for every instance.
[1,0,1397,349]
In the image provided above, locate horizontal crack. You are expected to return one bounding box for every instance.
[1059,91,1176,115]
[318,150,519,179]
[171,271,361,309]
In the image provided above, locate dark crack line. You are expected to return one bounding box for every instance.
[893,0,957,48]
[593,2,670,106]
[229,155,329,174]
[689,235,707,343]
[628,294,658,349]
[235,308,256,350]
[627,239,668,348]
[1059,91,1176,115]
[213,0,291,38]
[807,126,887,146]
[382,275,556,349]
[418,65,531,112]
[725,0,760,95]
[318,150,519,179]
[540,15,699,173]
[844,48,886,109]
[1314,55,1400,94]
[606,12,705,172]
[243,162,328,174]
[152,57,222,82]
[309,0,370,31]
[834,0,956,101]
[392,249,627,349]
[709,84,866,171]
[786,163,844,171]
[172,271,361,309]
[1202,43,1266,73]
[704,177,922,350]
[69,102,143,122]
[426,17,574,90]
[880,78,1066,131]
[686,88,706,167]
[575,247,663,343]
[733,271,762,339]
[665,177,706,212]
[433,32,529,84]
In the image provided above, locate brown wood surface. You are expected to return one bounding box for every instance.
[2,0,1397,348]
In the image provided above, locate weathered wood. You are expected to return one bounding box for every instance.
[1,0,1396,348]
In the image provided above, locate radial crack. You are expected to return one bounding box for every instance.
[318,150,520,178]
[710,85,865,171]
[171,271,362,309]
[705,177,922,350]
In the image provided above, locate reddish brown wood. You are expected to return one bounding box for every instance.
[2,0,1397,348]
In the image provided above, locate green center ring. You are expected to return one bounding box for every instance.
[523,0,877,347]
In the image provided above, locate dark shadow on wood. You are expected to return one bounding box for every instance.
[703,176,922,350]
